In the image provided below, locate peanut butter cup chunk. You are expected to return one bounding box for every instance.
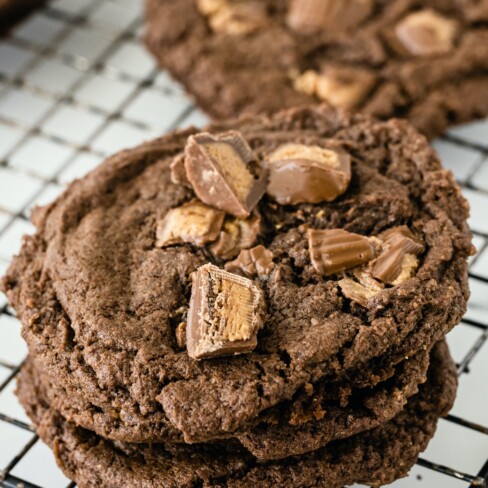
[395,9,458,57]
[372,226,424,285]
[209,212,261,259]
[208,2,268,36]
[266,143,351,204]
[225,245,275,278]
[184,131,267,218]
[294,66,376,110]
[287,0,373,34]
[339,276,383,308]
[156,199,225,247]
[197,0,268,35]
[186,264,265,359]
[169,153,190,187]
[308,228,379,275]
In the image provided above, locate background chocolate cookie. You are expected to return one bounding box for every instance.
[0,0,45,32]
[145,0,488,139]
[2,105,472,447]
[16,342,457,488]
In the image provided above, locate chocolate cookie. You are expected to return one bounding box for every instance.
[145,0,488,138]
[0,0,45,32]
[2,105,472,446]
[16,342,457,488]
[26,340,432,460]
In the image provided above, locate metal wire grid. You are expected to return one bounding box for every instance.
[0,0,486,486]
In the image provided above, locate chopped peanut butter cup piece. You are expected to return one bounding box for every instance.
[339,268,384,307]
[225,245,275,278]
[294,66,376,110]
[339,277,380,308]
[308,228,378,275]
[372,226,424,284]
[287,0,373,34]
[208,2,268,36]
[372,242,415,285]
[316,66,376,110]
[187,264,265,360]
[395,10,458,57]
[266,143,351,205]
[170,153,190,187]
[380,226,424,254]
[293,70,319,97]
[175,322,187,349]
[156,200,225,247]
[184,131,267,218]
[210,212,261,260]
[197,0,226,16]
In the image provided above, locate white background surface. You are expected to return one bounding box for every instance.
[0,1,487,487]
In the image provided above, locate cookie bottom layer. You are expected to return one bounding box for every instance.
[17,342,456,488]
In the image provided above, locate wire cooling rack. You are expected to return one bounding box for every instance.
[0,1,487,487]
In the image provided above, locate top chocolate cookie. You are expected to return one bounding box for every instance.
[2,105,472,446]
[145,0,488,138]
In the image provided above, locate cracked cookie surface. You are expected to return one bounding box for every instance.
[16,342,458,488]
[2,105,472,446]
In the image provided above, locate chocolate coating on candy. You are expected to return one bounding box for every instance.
[266,144,351,205]
[225,245,275,278]
[380,226,424,254]
[156,200,225,247]
[372,226,424,284]
[287,0,373,35]
[170,153,190,187]
[308,228,378,275]
[184,131,267,218]
[395,10,458,57]
[186,264,265,360]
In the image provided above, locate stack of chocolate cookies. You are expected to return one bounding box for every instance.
[2,105,473,487]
